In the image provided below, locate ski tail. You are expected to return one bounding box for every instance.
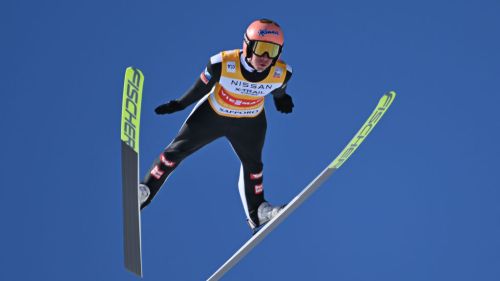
[206,91,396,281]
[121,67,144,277]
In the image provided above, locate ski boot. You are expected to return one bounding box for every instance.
[139,184,150,206]
[252,201,286,234]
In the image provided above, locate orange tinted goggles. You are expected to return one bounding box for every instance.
[252,41,281,58]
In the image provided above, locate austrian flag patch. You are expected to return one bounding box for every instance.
[200,68,211,84]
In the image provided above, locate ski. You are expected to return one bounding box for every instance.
[207,91,396,281]
[121,67,144,277]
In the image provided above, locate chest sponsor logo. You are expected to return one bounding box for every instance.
[219,89,263,107]
[223,79,276,96]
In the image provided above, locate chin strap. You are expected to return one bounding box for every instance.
[241,55,256,72]
[243,56,271,73]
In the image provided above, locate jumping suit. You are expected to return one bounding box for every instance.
[141,49,293,228]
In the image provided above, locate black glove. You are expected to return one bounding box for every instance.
[154,100,186,114]
[273,94,294,113]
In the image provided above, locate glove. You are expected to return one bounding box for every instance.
[273,94,294,113]
[154,100,186,114]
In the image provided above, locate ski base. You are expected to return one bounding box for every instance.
[122,141,143,277]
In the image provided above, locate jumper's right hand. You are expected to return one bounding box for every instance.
[154,100,185,114]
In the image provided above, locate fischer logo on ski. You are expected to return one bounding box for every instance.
[121,67,143,152]
[329,92,395,169]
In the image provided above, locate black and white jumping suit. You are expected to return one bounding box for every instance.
[141,49,293,228]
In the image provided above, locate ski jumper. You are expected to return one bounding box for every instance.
[142,49,292,227]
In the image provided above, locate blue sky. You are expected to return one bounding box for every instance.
[2,0,500,280]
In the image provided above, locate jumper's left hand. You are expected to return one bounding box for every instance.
[273,93,294,114]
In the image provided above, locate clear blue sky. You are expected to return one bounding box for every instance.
[2,0,500,280]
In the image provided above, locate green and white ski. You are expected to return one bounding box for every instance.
[207,91,396,281]
[121,67,144,277]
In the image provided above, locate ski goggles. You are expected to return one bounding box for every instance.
[252,41,281,58]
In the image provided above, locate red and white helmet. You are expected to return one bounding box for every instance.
[243,19,284,64]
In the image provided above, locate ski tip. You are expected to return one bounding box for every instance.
[125,66,144,76]
[386,90,397,98]
[378,91,396,109]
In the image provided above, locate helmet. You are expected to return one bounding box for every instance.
[243,19,284,65]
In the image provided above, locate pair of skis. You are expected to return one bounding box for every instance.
[120,67,396,279]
